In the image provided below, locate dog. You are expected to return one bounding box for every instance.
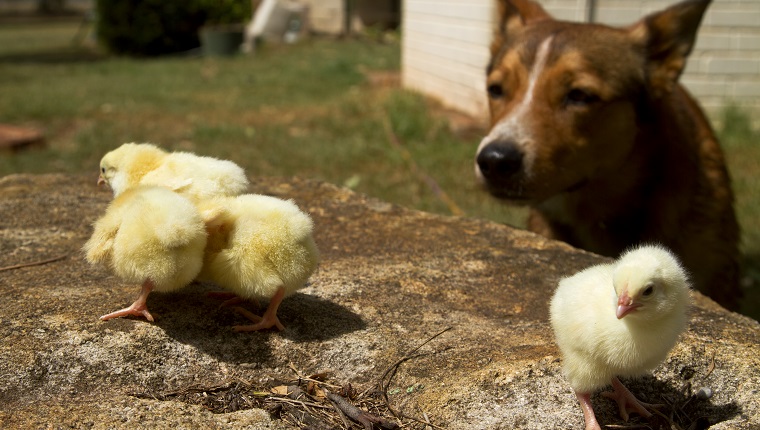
[475,0,741,310]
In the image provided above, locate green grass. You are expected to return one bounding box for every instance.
[719,106,760,318]
[1,21,758,318]
[0,21,520,224]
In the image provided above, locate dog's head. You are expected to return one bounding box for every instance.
[475,0,711,203]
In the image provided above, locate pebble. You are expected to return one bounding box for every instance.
[696,387,713,399]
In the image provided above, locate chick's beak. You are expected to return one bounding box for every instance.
[97,175,105,186]
[616,291,640,319]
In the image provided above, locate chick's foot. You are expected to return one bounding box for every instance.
[232,307,284,332]
[100,303,154,322]
[100,280,155,322]
[602,377,654,421]
[231,287,286,332]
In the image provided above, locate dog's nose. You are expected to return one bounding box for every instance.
[477,141,524,180]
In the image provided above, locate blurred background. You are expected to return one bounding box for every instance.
[0,0,758,319]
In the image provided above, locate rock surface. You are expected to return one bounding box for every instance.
[1,174,758,429]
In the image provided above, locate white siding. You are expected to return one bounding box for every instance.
[598,0,760,115]
[402,0,494,117]
[402,0,760,118]
[682,0,760,115]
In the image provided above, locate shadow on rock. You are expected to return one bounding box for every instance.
[148,284,365,364]
[591,375,741,430]
[274,292,368,342]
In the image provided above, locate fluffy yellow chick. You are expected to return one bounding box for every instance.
[83,186,207,322]
[550,244,691,430]
[97,142,249,203]
[197,194,319,332]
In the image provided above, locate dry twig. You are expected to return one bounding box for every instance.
[0,254,68,272]
[604,425,654,429]
[704,353,716,378]
[267,396,333,410]
[329,393,353,429]
[377,326,452,425]
[288,362,342,390]
[327,391,398,430]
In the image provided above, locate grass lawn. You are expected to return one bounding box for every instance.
[1,20,758,319]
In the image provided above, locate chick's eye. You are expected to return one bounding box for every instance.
[564,88,599,107]
[642,284,655,297]
[101,167,105,173]
[487,83,505,99]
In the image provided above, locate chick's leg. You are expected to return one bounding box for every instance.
[207,291,247,307]
[100,279,156,322]
[207,291,260,308]
[601,377,653,421]
[575,392,602,430]
[233,286,286,332]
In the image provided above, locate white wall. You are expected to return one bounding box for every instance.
[402,0,494,118]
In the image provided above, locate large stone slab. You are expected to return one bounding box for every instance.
[0,174,758,429]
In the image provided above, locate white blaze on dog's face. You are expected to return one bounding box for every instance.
[475,0,646,203]
[475,36,554,190]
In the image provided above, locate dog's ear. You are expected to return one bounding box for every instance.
[628,0,710,97]
[492,0,553,55]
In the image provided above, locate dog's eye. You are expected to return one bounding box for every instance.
[487,83,505,99]
[565,88,599,106]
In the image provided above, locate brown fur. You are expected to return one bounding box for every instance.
[476,0,740,309]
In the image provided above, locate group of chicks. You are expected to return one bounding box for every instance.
[83,143,693,429]
[83,143,319,331]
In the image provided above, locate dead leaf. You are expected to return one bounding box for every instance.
[271,385,289,396]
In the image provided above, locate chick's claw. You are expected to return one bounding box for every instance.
[100,280,156,322]
[602,377,653,421]
[221,296,248,308]
[100,304,155,322]
[232,306,285,332]
[232,306,262,323]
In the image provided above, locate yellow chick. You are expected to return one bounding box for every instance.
[97,142,249,203]
[550,244,691,430]
[197,194,319,332]
[83,186,207,322]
